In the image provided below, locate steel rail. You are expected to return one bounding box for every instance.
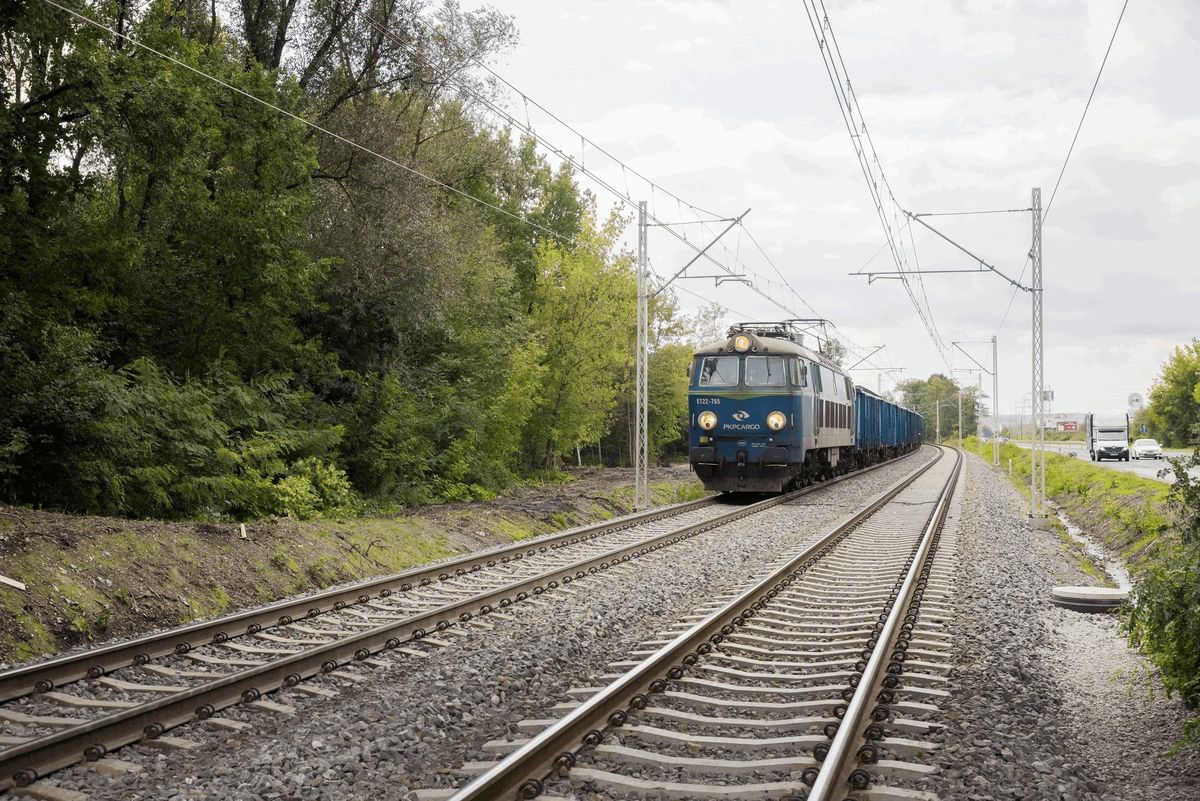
[0,449,921,791]
[447,446,947,800]
[807,446,962,800]
[0,496,719,703]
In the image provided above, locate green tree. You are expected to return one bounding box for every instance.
[819,337,848,367]
[0,0,723,520]
[603,291,705,466]
[897,374,984,442]
[522,212,635,468]
[1145,340,1200,446]
[1125,449,1200,743]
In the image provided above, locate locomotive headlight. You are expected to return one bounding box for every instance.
[766,411,787,431]
[733,334,752,352]
[698,411,719,431]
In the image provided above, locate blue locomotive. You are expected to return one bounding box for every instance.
[688,323,924,492]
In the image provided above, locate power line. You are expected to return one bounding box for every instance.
[801,0,950,367]
[368,8,818,321]
[61,0,808,324]
[994,0,1128,335]
[741,226,823,319]
[408,16,725,221]
[654,270,755,322]
[403,16,815,321]
[993,256,1030,334]
[42,0,575,246]
[816,0,942,346]
[1044,0,1129,221]
[914,208,1033,218]
[851,239,894,276]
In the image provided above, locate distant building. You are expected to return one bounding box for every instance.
[993,412,1086,432]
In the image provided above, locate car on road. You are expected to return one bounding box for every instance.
[1131,438,1164,459]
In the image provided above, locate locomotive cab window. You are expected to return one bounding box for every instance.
[745,356,786,386]
[694,355,738,386]
[810,363,823,392]
[819,366,837,397]
[790,358,807,387]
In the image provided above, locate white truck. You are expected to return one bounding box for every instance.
[1085,413,1130,462]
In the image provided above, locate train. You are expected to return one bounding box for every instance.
[687,322,925,492]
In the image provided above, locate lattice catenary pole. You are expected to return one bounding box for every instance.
[1030,188,1046,519]
[635,201,650,510]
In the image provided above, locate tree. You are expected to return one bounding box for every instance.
[896,374,984,442]
[521,211,636,468]
[0,0,730,519]
[1144,340,1200,446]
[602,291,710,466]
[1125,449,1200,742]
[819,337,848,367]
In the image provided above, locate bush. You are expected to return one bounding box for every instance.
[0,308,359,520]
[1125,450,1200,742]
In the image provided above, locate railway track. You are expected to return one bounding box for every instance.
[0,453,919,792]
[440,445,960,801]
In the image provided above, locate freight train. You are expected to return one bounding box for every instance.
[688,322,924,492]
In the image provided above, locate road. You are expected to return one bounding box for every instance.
[1011,440,1198,484]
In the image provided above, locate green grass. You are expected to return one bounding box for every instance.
[963,436,1172,566]
[1,470,709,663]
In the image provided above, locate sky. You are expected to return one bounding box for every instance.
[462,0,1199,418]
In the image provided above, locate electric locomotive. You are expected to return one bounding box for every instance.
[687,322,923,493]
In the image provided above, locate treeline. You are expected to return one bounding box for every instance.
[1136,339,1200,447]
[896,374,985,441]
[1,0,707,520]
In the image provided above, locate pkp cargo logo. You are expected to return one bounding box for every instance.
[732,410,751,421]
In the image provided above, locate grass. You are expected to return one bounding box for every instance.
[0,470,708,662]
[962,436,1172,567]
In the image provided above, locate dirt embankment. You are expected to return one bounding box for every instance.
[0,467,705,665]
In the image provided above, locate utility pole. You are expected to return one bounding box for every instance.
[635,204,748,510]
[1030,187,1046,521]
[634,201,649,510]
[951,340,996,461]
[958,387,963,450]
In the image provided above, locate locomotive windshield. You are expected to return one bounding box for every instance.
[745,356,786,386]
[695,355,738,386]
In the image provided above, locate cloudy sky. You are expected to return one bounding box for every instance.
[465,0,1198,418]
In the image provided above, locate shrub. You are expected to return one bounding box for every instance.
[1125,450,1200,743]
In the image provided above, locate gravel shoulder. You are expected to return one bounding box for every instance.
[933,450,1200,801]
[15,452,936,801]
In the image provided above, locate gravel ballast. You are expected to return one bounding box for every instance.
[12,452,934,801]
[930,451,1200,801]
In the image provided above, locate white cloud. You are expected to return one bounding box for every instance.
[651,0,730,25]
[464,0,1200,414]
[1162,179,1200,217]
[657,37,711,55]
